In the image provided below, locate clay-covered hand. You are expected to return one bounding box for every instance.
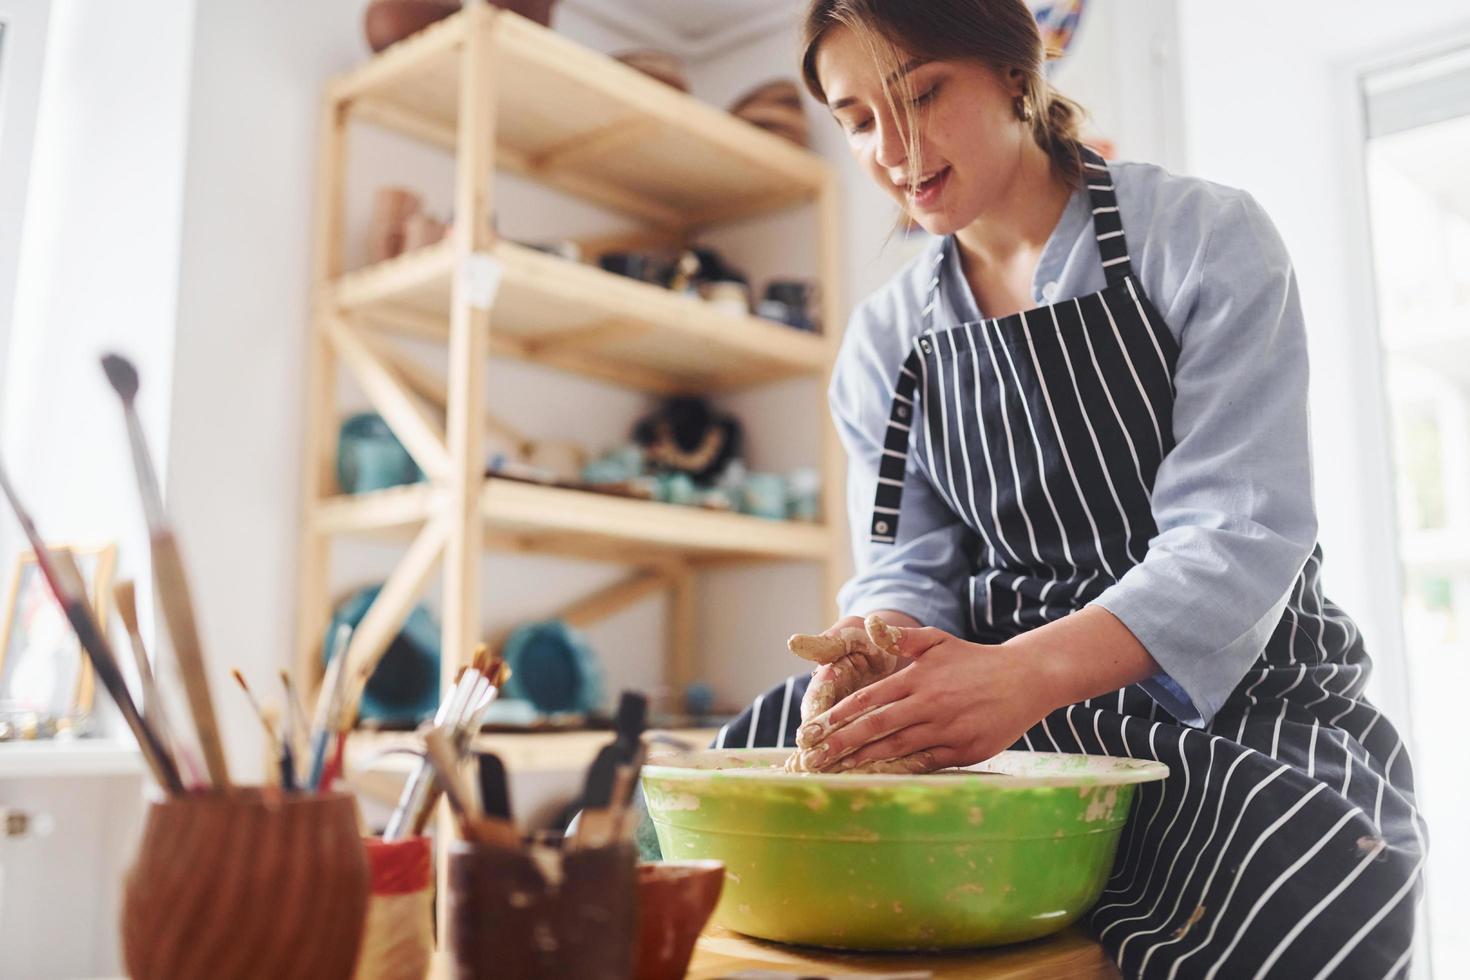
[795,616,1055,775]
[782,614,912,772]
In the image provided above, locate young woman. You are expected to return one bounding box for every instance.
[717,1,1426,976]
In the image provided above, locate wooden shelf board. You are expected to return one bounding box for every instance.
[334,239,830,393]
[312,479,832,562]
[332,9,828,227]
[0,740,144,779]
[313,482,438,535]
[349,727,718,781]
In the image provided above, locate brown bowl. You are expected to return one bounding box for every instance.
[730,79,810,147]
[634,860,725,980]
[613,49,690,92]
[121,790,369,980]
[364,0,459,54]
[491,0,558,27]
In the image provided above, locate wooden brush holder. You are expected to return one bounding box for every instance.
[447,838,638,980]
[121,789,369,980]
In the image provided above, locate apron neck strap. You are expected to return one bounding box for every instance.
[1080,145,1134,284]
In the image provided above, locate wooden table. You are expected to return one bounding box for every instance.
[686,924,1121,978]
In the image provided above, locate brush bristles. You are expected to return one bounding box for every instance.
[100,354,139,402]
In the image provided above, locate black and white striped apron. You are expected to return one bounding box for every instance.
[717,147,1426,978]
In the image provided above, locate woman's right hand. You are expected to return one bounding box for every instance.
[789,610,921,752]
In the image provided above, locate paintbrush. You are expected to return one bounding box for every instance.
[113,581,183,747]
[423,727,518,847]
[101,353,230,788]
[232,670,276,738]
[0,462,183,793]
[279,669,309,783]
[421,727,478,829]
[307,623,352,791]
[385,668,465,840]
[115,580,197,785]
[232,670,296,790]
[113,581,155,703]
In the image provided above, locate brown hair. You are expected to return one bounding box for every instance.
[799,0,1087,192]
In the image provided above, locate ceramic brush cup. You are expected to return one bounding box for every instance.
[121,789,369,980]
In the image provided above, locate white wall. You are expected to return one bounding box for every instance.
[0,0,53,425]
[0,2,195,974]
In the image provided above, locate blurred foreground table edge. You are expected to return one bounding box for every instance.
[686,923,1121,979]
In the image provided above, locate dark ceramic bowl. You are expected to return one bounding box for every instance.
[363,0,458,53]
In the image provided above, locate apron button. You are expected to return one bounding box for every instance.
[875,520,890,534]
[896,405,909,420]
[920,338,932,353]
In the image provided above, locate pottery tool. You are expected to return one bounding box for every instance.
[572,691,648,849]
[476,752,512,822]
[0,462,183,794]
[307,623,352,791]
[579,691,647,808]
[573,762,637,851]
[423,727,518,847]
[101,353,230,788]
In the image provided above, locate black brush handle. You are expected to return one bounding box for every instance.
[476,752,512,821]
[581,745,620,809]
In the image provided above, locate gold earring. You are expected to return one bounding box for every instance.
[1015,96,1033,122]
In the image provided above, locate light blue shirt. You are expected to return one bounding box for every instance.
[831,159,1319,728]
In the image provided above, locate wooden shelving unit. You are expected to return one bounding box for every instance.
[297,4,843,744]
[338,239,830,393]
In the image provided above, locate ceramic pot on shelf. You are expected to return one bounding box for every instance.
[491,0,559,27]
[363,0,459,54]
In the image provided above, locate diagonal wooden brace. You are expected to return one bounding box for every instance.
[340,510,449,708]
[326,316,453,481]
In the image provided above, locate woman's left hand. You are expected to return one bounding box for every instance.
[794,616,1058,773]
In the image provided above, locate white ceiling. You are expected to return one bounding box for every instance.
[564,0,801,58]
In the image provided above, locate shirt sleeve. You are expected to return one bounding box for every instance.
[830,301,975,636]
[1089,192,1319,728]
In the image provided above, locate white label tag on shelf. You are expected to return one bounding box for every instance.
[459,253,503,310]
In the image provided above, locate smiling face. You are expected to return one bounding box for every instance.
[815,25,1032,236]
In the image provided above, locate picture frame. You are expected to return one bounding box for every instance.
[0,543,117,736]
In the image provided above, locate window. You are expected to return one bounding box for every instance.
[1362,41,1470,979]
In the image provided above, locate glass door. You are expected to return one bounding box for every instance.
[1361,43,1470,978]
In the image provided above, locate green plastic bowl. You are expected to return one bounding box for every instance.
[641,747,1167,951]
